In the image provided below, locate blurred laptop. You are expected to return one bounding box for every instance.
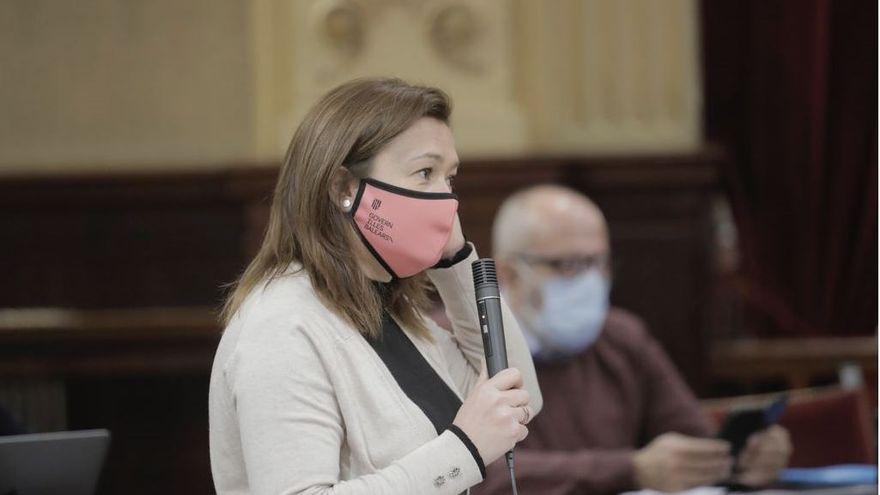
[0,429,110,495]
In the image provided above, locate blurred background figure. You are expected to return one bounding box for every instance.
[474,184,791,495]
[0,0,875,493]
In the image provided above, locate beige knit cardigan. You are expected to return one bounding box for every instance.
[209,246,542,494]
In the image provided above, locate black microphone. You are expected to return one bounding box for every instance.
[472,259,509,377]
[472,259,519,495]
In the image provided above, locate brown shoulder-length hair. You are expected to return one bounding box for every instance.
[220,78,452,339]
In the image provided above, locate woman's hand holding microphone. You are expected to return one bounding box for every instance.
[443,213,532,463]
[452,367,533,465]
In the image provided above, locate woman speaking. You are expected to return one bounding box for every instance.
[209,78,542,494]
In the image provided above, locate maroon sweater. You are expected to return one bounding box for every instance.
[472,308,714,495]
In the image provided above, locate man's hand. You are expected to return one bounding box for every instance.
[734,425,792,487]
[633,432,733,492]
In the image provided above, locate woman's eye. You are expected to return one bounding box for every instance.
[417,168,432,181]
[446,175,456,188]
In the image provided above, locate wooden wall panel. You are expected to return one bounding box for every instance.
[0,171,251,309]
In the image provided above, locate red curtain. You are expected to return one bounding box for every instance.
[702,0,877,336]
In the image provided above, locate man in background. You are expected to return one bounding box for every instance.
[473,184,791,495]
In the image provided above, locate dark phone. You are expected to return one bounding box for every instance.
[717,395,788,458]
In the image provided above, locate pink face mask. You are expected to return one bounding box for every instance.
[350,178,459,279]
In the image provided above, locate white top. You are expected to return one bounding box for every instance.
[209,246,543,494]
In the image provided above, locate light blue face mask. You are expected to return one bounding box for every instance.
[519,267,611,360]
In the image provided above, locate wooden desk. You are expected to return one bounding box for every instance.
[710,336,878,390]
[0,307,220,377]
[0,307,220,494]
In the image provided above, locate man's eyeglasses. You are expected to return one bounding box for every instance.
[516,253,611,276]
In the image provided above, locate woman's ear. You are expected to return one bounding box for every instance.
[328,166,359,212]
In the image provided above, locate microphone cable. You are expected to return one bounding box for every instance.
[506,451,519,495]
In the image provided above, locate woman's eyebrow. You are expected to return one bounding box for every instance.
[410,152,460,171]
[409,152,443,162]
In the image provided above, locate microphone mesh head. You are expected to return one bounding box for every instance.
[471,259,498,287]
